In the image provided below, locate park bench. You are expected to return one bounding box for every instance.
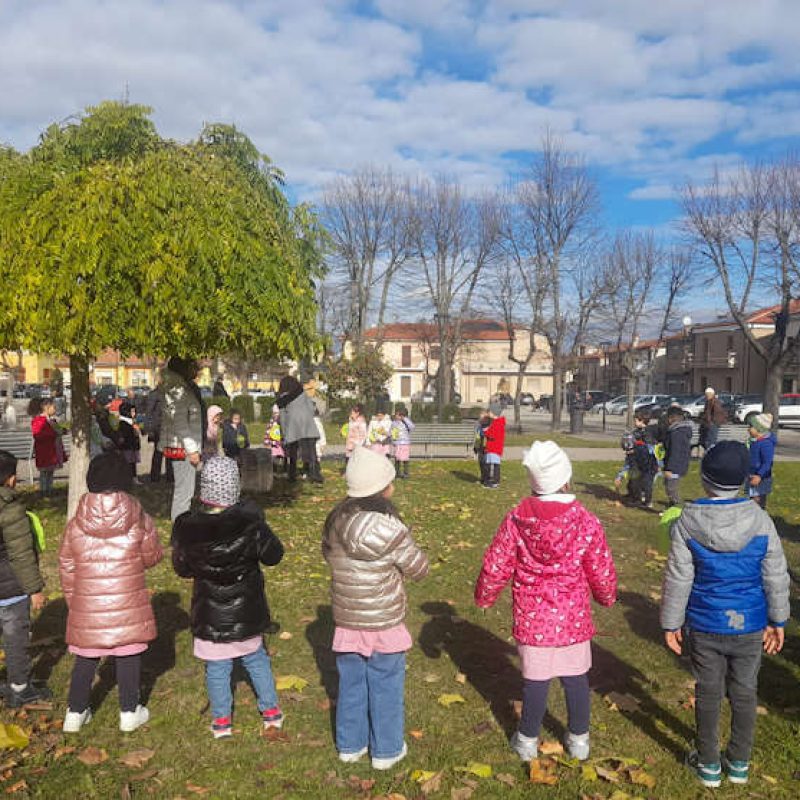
[0,430,72,484]
[412,423,476,458]
[689,422,746,451]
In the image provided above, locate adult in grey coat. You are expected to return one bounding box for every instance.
[276,376,322,483]
[144,379,173,484]
[160,357,204,519]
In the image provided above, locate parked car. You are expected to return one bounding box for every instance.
[520,392,536,407]
[596,395,626,414]
[411,391,435,404]
[585,390,610,407]
[735,393,800,426]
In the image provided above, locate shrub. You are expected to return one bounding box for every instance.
[439,403,461,423]
[411,402,434,422]
[231,394,255,422]
[462,406,483,420]
[255,396,275,421]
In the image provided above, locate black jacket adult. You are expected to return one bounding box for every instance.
[144,386,164,440]
[664,419,693,477]
[171,500,283,642]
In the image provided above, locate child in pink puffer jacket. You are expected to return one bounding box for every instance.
[475,441,616,763]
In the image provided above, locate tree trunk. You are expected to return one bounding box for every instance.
[763,362,783,427]
[513,364,524,432]
[67,355,92,519]
[551,361,563,430]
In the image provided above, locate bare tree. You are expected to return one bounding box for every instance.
[408,177,502,419]
[681,160,800,423]
[321,166,411,350]
[601,233,691,427]
[516,132,600,429]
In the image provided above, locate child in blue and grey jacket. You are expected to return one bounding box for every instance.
[747,412,775,510]
[660,441,789,789]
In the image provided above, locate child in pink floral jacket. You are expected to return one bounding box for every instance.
[475,441,616,763]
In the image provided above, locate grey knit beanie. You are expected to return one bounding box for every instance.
[200,456,241,507]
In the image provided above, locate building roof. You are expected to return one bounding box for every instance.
[363,319,526,342]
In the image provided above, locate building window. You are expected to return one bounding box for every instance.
[401,345,412,368]
[725,376,733,392]
[726,334,734,353]
[400,376,411,397]
[703,338,710,361]
[474,377,488,388]
[430,346,441,360]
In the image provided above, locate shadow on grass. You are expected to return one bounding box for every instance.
[773,516,800,545]
[305,605,338,738]
[418,602,520,738]
[618,591,675,649]
[141,591,190,705]
[450,469,482,484]
[592,643,695,760]
[575,482,626,503]
[30,597,68,684]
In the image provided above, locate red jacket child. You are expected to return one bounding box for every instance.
[484,415,506,457]
[31,414,64,469]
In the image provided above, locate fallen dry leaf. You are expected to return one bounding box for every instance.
[437,693,466,707]
[529,758,559,786]
[457,762,492,778]
[119,748,156,769]
[420,771,443,796]
[53,745,75,760]
[278,631,293,640]
[604,692,640,713]
[582,764,598,782]
[185,783,211,795]
[262,728,290,743]
[495,772,516,787]
[451,788,474,800]
[131,768,159,782]
[472,720,493,735]
[3,781,27,795]
[455,672,467,685]
[409,729,425,740]
[77,747,108,766]
[756,705,769,716]
[539,740,564,756]
[628,768,656,789]
[594,764,620,784]
[317,699,331,712]
[762,774,778,785]
[274,674,308,692]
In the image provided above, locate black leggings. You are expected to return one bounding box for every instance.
[67,654,141,713]
[519,673,590,738]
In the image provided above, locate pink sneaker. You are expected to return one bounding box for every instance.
[211,716,233,739]
[262,707,284,730]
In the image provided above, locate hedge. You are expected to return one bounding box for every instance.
[209,396,231,416]
[231,394,255,423]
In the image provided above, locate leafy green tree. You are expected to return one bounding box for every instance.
[0,102,323,513]
[325,346,393,404]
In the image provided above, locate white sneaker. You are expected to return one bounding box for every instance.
[510,731,538,761]
[565,731,590,761]
[338,746,368,763]
[371,742,407,770]
[119,705,149,733]
[63,708,92,733]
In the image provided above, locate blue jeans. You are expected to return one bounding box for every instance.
[204,644,278,720]
[336,651,405,759]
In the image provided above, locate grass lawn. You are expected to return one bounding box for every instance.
[9,459,800,798]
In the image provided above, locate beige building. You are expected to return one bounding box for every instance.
[361,320,554,405]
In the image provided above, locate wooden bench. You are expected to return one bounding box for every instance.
[689,423,746,451]
[412,423,475,458]
[0,430,72,484]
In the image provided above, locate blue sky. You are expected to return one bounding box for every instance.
[3,0,800,241]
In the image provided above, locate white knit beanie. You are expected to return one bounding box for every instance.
[522,440,572,495]
[200,456,241,507]
[346,446,396,498]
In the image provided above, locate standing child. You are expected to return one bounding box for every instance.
[367,408,393,457]
[475,441,617,762]
[663,406,693,506]
[29,398,67,497]
[483,403,506,488]
[203,405,224,459]
[344,404,368,464]
[0,450,50,707]
[322,447,428,769]
[264,405,286,470]
[222,409,250,461]
[473,412,490,485]
[117,401,141,481]
[614,432,638,500]
[172,456,285,739]
[661,441,789,788]
[747,413,775,510]
[390,409,415,479]
[59,452,163,733]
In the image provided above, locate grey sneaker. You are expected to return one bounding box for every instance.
[510,731,538,761]
[565,731,590,761]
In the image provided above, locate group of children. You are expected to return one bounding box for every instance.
[615,406,778,511]
[341,404,416,479]
[0,402,790,789]
[473,403,507,488]
[204,406,251,461]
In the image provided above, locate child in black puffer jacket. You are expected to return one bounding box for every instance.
[172,456,284,739]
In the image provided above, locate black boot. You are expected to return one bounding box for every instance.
[493,464,501,488]
[403,461,410,479]
[479,459,488,485]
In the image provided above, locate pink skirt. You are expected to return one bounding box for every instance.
[193,635,262,661]
[369,443,391,457]
[393,443,411,461]
[332,624,412,657]
[70,643,147,658]
[517,640,592,681]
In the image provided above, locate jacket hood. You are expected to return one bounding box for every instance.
[0,486,18,505]
[669,419,693,432]
[338,511,406,562]
[74,492,141,539]
[173,499,263,545]
[677,497,763,552]
[511,496,583,560]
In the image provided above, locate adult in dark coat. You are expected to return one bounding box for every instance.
[663,406,694,505]
[700,387,727,451]
[144,380,173,483]
[212,376,229,399]
[276,376,322,483]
